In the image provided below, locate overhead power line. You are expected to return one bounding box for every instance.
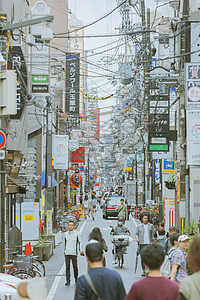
[55,1,127,36]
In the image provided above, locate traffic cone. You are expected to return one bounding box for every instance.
[24,243,28,256]
[29,242,32,254]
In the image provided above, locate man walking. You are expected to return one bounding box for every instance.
[64,221,83,286]
[74,241,126,300]
[125,244,179,300]
[115,198,128,223]
[135,213,154,276]
[171,235,190,284]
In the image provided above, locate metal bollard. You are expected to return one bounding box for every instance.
[5,295,12,300]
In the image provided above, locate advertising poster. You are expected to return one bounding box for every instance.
[21,203,39,241]
[187,110,200,165]
[52,135,69,170]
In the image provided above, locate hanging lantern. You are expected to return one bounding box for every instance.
[71,173,82,186]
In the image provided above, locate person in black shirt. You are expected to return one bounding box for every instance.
[74,241,126,300]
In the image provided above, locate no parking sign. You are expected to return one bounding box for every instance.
[0,131,6,149]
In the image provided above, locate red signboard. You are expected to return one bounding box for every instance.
[71,147,85,163]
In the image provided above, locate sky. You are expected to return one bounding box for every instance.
[67,0,173,130]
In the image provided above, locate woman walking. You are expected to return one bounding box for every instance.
[83,195,89,220]
[89,227,108,266]
[91,194,97,220]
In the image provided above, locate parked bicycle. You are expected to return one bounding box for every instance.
[56,209,80,232]
[3,251,45,279]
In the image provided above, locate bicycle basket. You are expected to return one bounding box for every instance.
[112,235,130,246]
[15,255,32,269]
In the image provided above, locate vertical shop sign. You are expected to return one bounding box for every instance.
[65,53,80,115]
[185,63,200,109]
[177,170,180,203]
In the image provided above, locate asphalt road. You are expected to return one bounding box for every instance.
[45,207,142,300]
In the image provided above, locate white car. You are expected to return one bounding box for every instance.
[0,273,47,299]
[0,273,24,300]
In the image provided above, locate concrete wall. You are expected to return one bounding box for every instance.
[29,0,68,53]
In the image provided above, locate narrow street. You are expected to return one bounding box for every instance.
[45,209,142,300]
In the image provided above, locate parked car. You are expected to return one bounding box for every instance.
[102,195,120,219]
[102,195,131,219]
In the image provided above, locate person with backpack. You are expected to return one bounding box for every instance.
[74,241,126,300]
[154,222,167,246]
[161,233,180,278]
[125,244,179,300]
[83,195,89,220]
[163,226,178,254]
[170,235,190,284]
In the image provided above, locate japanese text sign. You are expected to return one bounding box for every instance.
[65,53,80,115]
[185,63,200,109]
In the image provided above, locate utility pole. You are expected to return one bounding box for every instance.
[45,97,53,234]
[0,118,6,272]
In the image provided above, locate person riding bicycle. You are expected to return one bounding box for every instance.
[110,217,130,236]
[110,217,130,264]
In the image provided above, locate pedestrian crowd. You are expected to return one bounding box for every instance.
[61,188,200,300]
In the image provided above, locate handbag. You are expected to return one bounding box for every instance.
[84,273,101,300]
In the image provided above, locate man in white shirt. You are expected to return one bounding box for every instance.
[64,221,83,286]
[135,213,154,276]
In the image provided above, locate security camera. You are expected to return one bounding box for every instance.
[13,162,18,168]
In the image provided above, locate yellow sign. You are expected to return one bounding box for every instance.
[23,214,35,222]
[125,167,133,172]
[42,195,45,207]
[177,170,180,203]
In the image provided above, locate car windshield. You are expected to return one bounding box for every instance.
[106,196,121,206]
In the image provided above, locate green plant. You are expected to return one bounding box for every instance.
[183,220,198,236]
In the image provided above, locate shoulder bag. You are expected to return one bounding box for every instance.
[84,273,101,300]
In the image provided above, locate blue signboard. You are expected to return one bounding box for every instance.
[163,159,175,173]
[155,159,160,183]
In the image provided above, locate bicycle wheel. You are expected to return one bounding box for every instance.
[32,259,45,277]
[11,269,34,279]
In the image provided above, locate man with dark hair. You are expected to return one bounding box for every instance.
[125,244,179,300]
[115,198,128,223]
[74,241,126,300]
[135,213,154,276]
[163,226,178,254]
[64,221,83,286]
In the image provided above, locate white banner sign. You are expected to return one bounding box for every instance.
[52,135,69,170]
[21,202,39,241]
[187,110,200,165]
